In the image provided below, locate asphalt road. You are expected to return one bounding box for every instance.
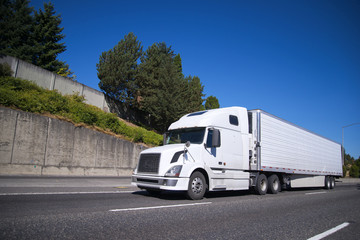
[0,177,359,240]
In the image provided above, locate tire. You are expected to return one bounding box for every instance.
[330,177,335,189]
[268,174,280,194]
[255,174,268,195]
[324,176,331,190]
[186,171,207,200]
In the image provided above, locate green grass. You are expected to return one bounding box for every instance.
[0,76,162,146]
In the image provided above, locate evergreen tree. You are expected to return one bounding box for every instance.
[349,164,359,178]
[174,53,183,77]
[0,1,73,77]
[97,32,142,104]
[205,95,220,110]
[96,35,206,131]
[32,2,69,75]
[185,75,205,112]
[137,42,186,132]
[0,0,34,62]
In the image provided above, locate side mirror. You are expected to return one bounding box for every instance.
[212,129,221,148]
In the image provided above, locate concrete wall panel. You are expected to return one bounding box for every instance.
[16,60,53,89]
[95,134,118,168]
[83,86,104,108]
[45,118,75,167]
[0,108,17,164]
[0,164,42,175]
[54,76,83,95]
[119,140,133,168]
[12,112,48,166]
[72,126,98,167]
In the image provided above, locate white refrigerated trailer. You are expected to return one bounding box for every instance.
[132,107,342,200]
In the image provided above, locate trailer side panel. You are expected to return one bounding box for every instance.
[257,111,342,176]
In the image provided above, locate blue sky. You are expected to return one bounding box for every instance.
[31,0,360,159]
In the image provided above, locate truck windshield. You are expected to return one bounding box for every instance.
[166,128,205,145]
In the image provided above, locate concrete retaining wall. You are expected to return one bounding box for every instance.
[0,55,109,112]
[0,107,145,176]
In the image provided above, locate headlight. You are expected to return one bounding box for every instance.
[165,165,183,177]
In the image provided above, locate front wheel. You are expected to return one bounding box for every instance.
[255,174,268,195]
[186,172,207,200]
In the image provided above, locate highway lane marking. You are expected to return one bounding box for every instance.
[307,222,350,240]
[305,191,327,195]
[109,202,212,212]
[0,191,135,196]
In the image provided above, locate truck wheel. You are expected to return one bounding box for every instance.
[187,171,207,200]
[330,177,335,189]
[255,174,268,195]
[268,174,280,194]
[324,176,331,189]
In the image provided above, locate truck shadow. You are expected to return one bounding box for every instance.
[132,184,358,200]
[132,189,258,200]
[132,190,187,200]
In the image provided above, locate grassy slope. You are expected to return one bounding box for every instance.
[0,76,162,146]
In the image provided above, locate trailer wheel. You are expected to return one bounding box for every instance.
[268,174,280,194]
[324,176,331,190]
[330,177,335,189]
[255,174,268,195]
[186,171,207,200]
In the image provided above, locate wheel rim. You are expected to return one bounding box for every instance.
[260,179,267,192]
[191,177,203,194]
[273,179,279,191]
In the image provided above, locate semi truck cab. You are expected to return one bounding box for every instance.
[132,107,251,200]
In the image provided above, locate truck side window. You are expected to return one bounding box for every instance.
[229,115,239,126]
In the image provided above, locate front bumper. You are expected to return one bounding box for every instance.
[131,175,189,191]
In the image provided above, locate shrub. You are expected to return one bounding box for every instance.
[41,90,69,114]
[349,165,360,178]
[0,76,42,92]
[0,63,13,77]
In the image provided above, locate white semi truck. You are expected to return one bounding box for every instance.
[131,107,342,200]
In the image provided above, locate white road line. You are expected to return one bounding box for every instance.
[109,202,212,212]
[305,191,327,195]
[0,191,135,196]
[307,222,350,240]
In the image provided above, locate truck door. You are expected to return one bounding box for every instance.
[202,128,224,170]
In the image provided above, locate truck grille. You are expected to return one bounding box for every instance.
[138,153,160,173]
